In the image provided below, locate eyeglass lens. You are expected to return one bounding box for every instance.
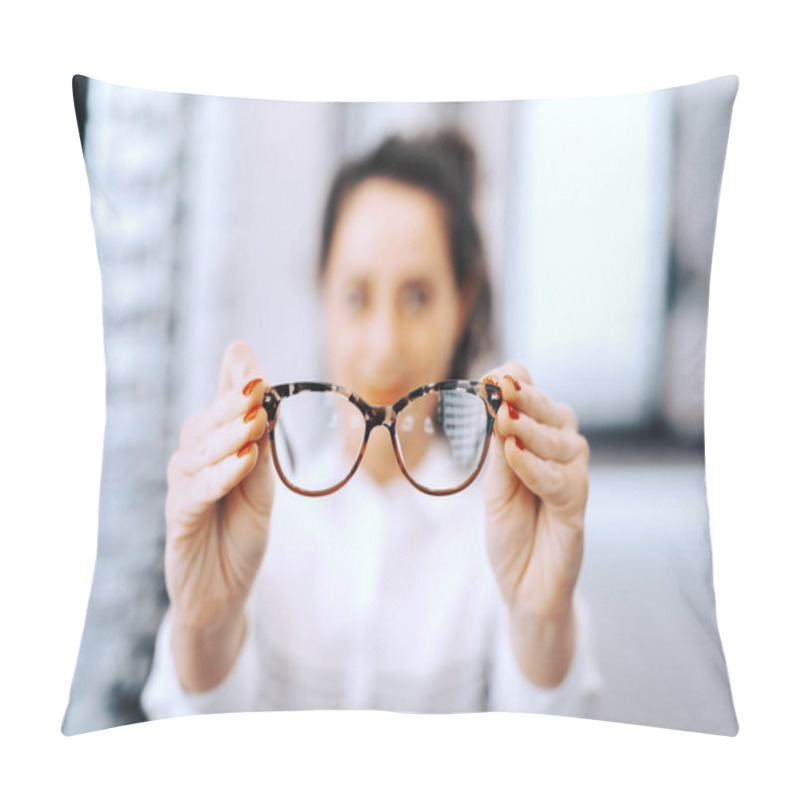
[396,389,489,492]
[272,389,365,493]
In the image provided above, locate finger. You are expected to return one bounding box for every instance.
[179,378,267,448]
[218,339,266,395]
[176,405,268,476]
[502,435,580,507]
[496,374,578,431]
[166,441,261,526]
[482,360,532,391]
[191,441,262,509]
[495,402,587,463]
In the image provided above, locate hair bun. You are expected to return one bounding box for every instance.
[426,128,478,202]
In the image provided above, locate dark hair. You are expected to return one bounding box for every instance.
[318,128,493,379]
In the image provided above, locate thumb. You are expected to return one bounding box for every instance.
[484,430,518,511]
[220,339,275,515]
[240,422,275,516]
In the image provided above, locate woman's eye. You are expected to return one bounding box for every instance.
[402,284,431,312]
[345,286,367,312]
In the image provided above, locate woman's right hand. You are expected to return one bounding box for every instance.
[164,340,275,691]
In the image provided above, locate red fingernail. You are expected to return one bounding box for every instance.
[507,403,519,420]
[504,374,521,391]
[515,436,524,450]
[243,406,259,423]
[485,376,499,386]
[242,378,261,396]
[237,442,253,458]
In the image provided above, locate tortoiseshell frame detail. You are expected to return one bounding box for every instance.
[262,380,503,497]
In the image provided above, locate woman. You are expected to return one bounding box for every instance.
[142,129,599,716]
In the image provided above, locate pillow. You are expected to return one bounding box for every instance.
[63,74,739,735]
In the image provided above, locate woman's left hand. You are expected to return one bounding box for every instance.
[482,362,590,656]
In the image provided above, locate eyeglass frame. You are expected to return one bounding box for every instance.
[261,379,503,497]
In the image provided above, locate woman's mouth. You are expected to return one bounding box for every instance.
[360,387,407,406]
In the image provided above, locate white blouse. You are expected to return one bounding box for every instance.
[142,449,602,720]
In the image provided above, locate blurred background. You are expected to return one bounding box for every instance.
[63,76,738,735]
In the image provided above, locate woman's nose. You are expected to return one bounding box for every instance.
[365,308,403,367]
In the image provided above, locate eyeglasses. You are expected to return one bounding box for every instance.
[262,380,502,496]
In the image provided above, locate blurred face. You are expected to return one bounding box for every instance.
[321,177,467,483]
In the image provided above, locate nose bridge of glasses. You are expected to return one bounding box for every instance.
[362,403,397,432]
